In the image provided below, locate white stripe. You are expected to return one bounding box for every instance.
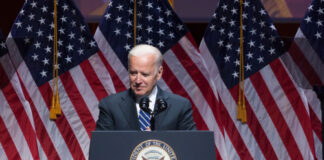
[68,65,99,121]
[178,36,217,97]
[94,29,129,88]
[0,143,8,160]
[139,115,150,126]
[281,53,312,89]
[305,89,322,122]
[224,132,240,160]
[88,53,116,95]
[0,54,36,132]
[244,78,290,159]
[260,65,314,160]
[214,61,266,159]
[163,49,228,160]
[7,38,72,160]
[313,131,323,160]
[55,78,90,158]
[37,139,47,160]
[0,91,33,159]
[295,29,324,84]
[200,41,265,159]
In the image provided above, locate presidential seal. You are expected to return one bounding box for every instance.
[130,139,177,160]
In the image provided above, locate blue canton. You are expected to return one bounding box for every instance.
[10,0,99,86]
[300,0,324,62]
[99,0,188,69]
[0,30,8,57]
[204,0,286,89]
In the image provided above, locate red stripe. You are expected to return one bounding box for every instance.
[0,77,39,159]
[309,105,322,142]
[97,51,127,92]
[218,98,253,160]
[171,42,223,134]
[19,78,60,159]
[38,83,85,160]
[0,116,21,160]
[79,59,109,100]
[270,59,316,158]
[59,71,96,137]
[162,62,208,130]
[185,33,199,50]
[230,83,278,160]
[250,71,301,159]
[288,42,323,86]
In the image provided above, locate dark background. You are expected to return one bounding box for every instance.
[0,0,299,50]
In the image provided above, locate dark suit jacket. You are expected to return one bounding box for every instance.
[95,86,196,130]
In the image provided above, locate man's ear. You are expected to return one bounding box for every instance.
[157,66,163,80]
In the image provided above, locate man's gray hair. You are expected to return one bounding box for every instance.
[128,44,163,70]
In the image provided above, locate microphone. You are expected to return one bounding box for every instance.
[155,98,168,115]
[139,97,168,130]
[150,98,168,130]
[139,96,152,114]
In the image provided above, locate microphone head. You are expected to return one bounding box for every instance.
[139,96,151,113]
[156,98,167,112]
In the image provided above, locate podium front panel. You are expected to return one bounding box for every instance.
[89,131,216,160]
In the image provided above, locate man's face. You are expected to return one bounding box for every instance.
[128,54,162,97]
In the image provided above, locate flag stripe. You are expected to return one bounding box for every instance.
[261,62,314,159]
[0,76,39,159]
[229,85,270,160]
[310,106,322,141]
[161,62,208,130]
[171,42,222,129]
[161,62,223,158]
[88,54,116,95]
[55,77,91,158]
[0,90,33,159]
[38,83,84,160]
[18,72,61,159]
[270,59,316,158]
[244,78,289,159]
[69,65,100,121]
[288,42,322,86]
[242,80,279,160]
[14,59,73,160]
[250,71,300,159]
[97,51,127,92]
[59,71,96,137]
[218,98,253,160]
[294,29,324,84]
[80,59,108,101]
[0,105,21,160]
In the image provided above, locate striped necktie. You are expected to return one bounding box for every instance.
[139,109,151,131]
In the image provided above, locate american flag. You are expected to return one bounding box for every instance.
[1,29,40,160]
[94,0,226,158]
[199,0,317,159]
[281,0,323,159]
[3,0,110,159]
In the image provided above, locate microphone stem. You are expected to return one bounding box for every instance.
[150,115,155,130]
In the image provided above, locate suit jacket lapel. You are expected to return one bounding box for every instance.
[119,89,140,130]
[154,86,169,130]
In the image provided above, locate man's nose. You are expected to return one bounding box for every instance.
[135,74,143,83]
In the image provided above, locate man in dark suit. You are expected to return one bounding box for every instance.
[96,44,196,131]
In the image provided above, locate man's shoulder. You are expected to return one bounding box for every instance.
[162,90,189,103]
[99,90,129,104]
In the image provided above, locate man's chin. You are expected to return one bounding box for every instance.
[133,90,146,97]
